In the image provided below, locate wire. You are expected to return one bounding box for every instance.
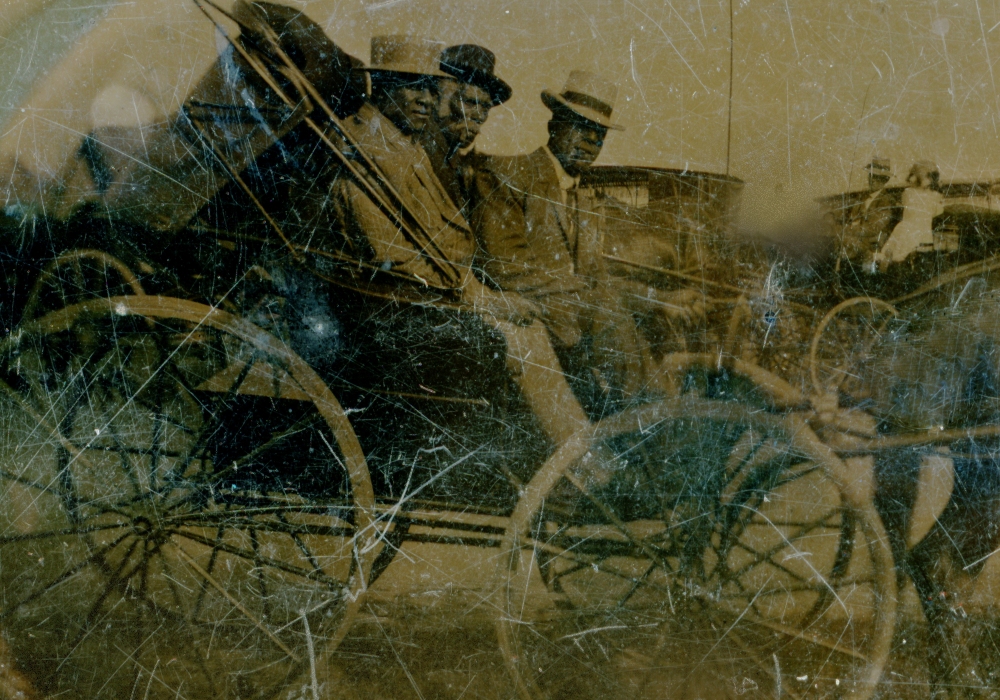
[726,0,734,177]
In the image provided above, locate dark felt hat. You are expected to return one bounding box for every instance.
[439,44,512,105]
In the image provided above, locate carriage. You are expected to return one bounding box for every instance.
[0,187,901,700]
[3,5,991,700]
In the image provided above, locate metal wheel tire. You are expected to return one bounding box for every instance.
[496,393,896,699]
[0,295,377,699]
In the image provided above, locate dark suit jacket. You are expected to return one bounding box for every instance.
[286,102,475,290]
[488,148,609,281]
[485,148,618,345]
[417,130,540,292]
[842,187,902,260]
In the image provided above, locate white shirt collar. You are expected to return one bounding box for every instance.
[543,145,580,191]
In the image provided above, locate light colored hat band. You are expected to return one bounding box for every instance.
[541,91,623,129]
[540,68,624,130]
[562,91,613,117]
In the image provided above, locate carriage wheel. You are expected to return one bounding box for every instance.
[810,297,898,403]
[0,295,377,699]
[497,394,895,699]
[20,248,149,322]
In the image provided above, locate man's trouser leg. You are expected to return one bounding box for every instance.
[490,319,590,446]
[586,305,658,403]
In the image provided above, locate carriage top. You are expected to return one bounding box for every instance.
[818,179,1000,225]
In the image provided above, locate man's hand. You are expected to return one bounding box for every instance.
[466,280,542,325]
[616,279,707,327]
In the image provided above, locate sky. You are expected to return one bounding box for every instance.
[0,0,998,227]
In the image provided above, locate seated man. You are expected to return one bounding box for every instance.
[419,44,580,318]
[874,161,943,267]
[838,157,901,266]
[284,35,536,318]
[282,35,588,446]
[425,64,704,413]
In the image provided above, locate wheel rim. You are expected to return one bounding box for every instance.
[810,297,899,401]
[20,248,149,323]
[497,396,895,700]
[0,296,376,699]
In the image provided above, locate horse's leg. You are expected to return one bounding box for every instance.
[874,450,922,575]
[908,530,982,698]
[905,455,1000,699]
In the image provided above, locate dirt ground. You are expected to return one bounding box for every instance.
[0,539,996,699]
[309,542,1000,700]
[320,591,967,700]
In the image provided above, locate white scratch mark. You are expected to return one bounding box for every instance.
[783,0,800,60]
[623,0,710,93]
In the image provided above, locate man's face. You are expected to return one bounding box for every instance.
[374,76,438,135]
[436,78,492,151]
[548,119,608,177]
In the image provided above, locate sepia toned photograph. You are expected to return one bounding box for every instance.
[0,1,999,698]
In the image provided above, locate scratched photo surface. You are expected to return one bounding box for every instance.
[1,1,999,698]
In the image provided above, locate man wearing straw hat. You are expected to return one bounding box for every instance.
[488,70,701,411]
[289,35,472,289]
[285,35,538,321]
[840,156,901,264]
[283,35,590,444]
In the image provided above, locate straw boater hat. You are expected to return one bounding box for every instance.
[541,70,624,131]
[364,35,448,78]
[865,156,891,176]
[438,44,512,105]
